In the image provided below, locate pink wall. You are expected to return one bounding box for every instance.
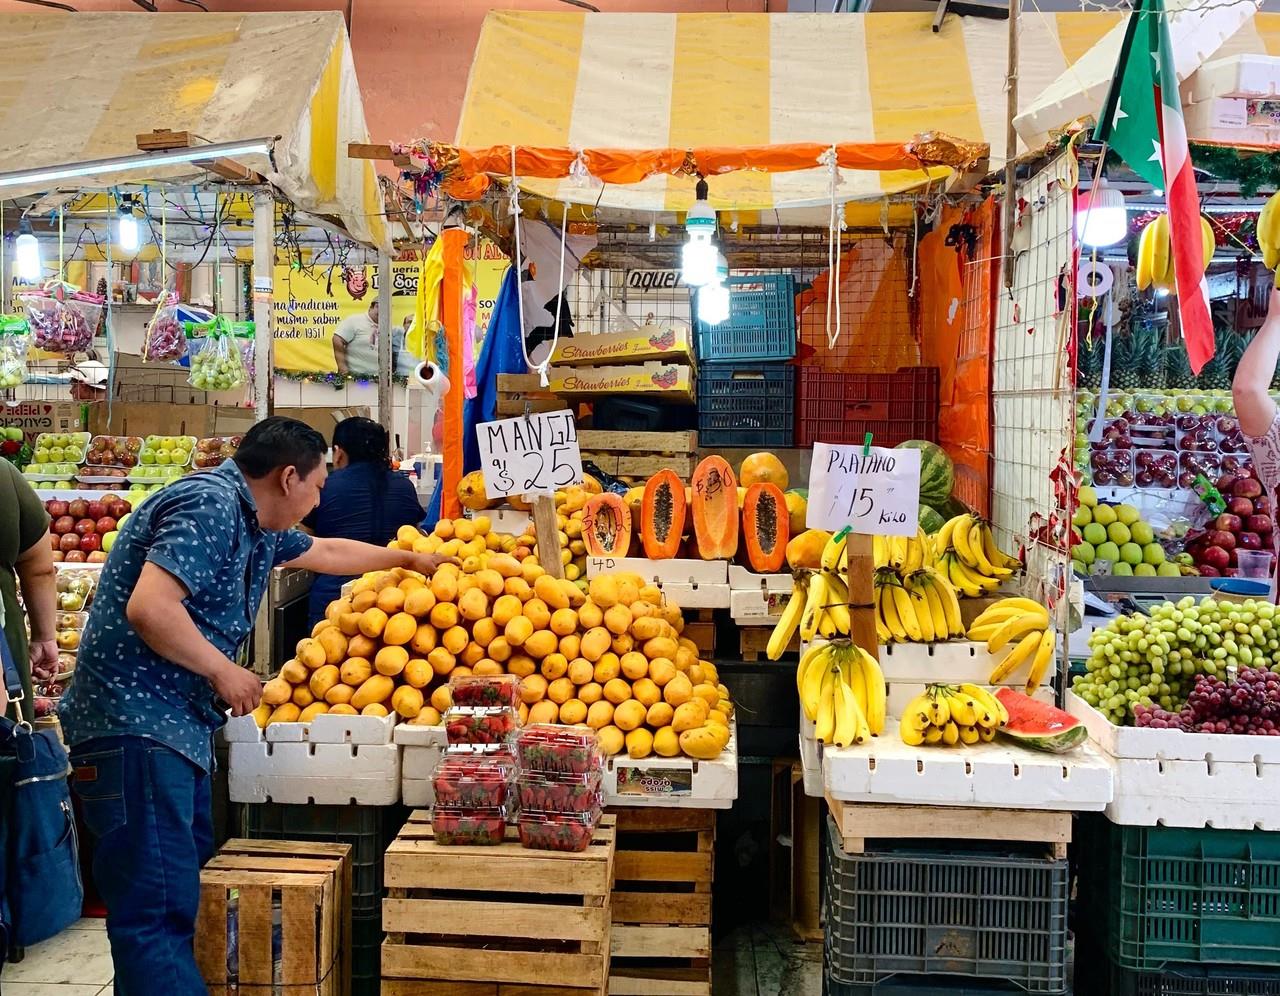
[0,0,768,143]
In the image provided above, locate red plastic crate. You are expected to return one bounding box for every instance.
[795,367,940,447]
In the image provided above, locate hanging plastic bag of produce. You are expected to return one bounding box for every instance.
[0,316,31,389]
[185,316,250,392]
[233,321,257,383]
[141,292,186,363]
[17,281,104,356]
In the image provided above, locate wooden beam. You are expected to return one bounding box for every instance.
[348,142,411,169]
[135,129,264,184]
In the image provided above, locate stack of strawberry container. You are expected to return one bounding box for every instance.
[514,725,605,852]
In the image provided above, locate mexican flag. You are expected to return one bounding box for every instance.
[1095,0,1213,373]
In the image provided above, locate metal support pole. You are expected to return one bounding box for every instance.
[377,249,393,434]
[1003,0,1019,290]
[252,190,275,421]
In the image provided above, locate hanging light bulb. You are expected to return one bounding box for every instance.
[117,195,140,252]
[681,178,717,288]
[13,216,41,282]
[697,252,730,326]
[1075,176,1128,248]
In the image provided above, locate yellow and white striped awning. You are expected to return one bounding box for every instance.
[456,10,1121,213]
[0,12,389,251]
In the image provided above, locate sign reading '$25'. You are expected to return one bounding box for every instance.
[806,443,920,537]
[477,411,584,498]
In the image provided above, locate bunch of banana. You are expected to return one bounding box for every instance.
[967,598,1057,692]
[1135,212,1215,293]
[1260,191,1280,275]
[768,539,853,660]
[899,683,1008,747]
[937,513,1020,598]
[873,567,966,643]
[797,639,886,746]
[873,529,935,573]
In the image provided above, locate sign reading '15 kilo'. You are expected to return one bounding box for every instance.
[477,411,583,498]
[806,443,920,537]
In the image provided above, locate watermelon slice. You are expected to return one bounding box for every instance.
[994,688,1088,754]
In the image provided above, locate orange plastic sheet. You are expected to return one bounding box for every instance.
[919,199,996,516]
[407,138,987,201]
[439,228,467,522]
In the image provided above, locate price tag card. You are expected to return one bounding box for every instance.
[477,410,582,498]
[806,442,920,536]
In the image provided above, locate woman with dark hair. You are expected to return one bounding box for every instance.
[302,416,424,625]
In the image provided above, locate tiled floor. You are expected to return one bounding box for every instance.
[1,919,113,995]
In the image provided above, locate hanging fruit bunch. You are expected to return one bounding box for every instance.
[1135,213,1215,294]
[797,639,886,748]
[1259,191,1280,286]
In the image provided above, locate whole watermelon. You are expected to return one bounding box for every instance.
[918,504,945,535]
[896,440,954,507]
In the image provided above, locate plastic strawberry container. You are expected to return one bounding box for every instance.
[442,707,518,746]
[450,673,522,710]
[433,752,515,808]
[518,808,602,852]
[431,806,508,846]
[517,770,603,814]
[516,724,603,775]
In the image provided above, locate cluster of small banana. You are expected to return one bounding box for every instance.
[873,567,965,643]
[899,683,1008,747]
[937,514,1021,598]
[768,531,851,659]
[798,639,886,747]
[1135,213,1215,293]
[967,598,1056,692]
[873,529,935,573]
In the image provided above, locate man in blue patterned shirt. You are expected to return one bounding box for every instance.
[60,416,451,995]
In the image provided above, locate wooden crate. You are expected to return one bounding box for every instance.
[681,611,715,660]
[769,761,822,944]
[382,810,616,995]
[736,626,796,662]
[496,373,571,417]
[825,796,1072,860]
[576,430,697,480]
[607,808,713,996]
[195,838,352,996]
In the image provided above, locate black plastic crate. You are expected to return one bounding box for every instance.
[697,363,795,448]
[239,802,407,917]
[824,816,1068,993]
[796,366,939,447]
[824,972,1051,996]
[351,911,381,996]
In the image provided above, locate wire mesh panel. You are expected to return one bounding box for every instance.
[992,153,1076,610]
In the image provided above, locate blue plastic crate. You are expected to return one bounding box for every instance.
[693,274,796,363]
[696,364,794,448]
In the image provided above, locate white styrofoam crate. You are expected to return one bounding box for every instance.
[401,778,436,808]
[222,710,397,746]
[486,506,533,535]
[1190,54,1280,102]
[228,741,400,805]
[1184,97,1280,143]
[799,711,823,798]
[602,720,738,809]
[822,718,1112,811]
[729,587,790,623]
[586,556,727,586]
[727,566,794,592]
[1104,791,1280,831]
[655,581,730,610]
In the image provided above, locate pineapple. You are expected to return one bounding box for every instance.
[1135,321,1165,389]
[1077,317,1103,389]
[1111,333,1141,391]
[1198,301,1237,392]
[1165,345,1196,390]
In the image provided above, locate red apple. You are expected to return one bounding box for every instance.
[45,499,69,518]
[1215,513,1242,534]
[59,533,81,553]
[1234,478,1264,500]
[79,533,101,553]
[1199,565,1222,577]
[1201,545,1231,570]
[50,550,64,562]
[67,499,89,519]
[74,518,96,536]
[86,500,105,520]
[86,551,107,563]
[1228,497,1255,519]
[1257,496,1273,516]
[1207,530,1237,551]
[1247,514,1273,535]
[95,516,117,534]
[1239,532,1263,550]
[63,550,86,564]
[53,515,75,535]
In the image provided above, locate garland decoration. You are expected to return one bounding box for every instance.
[273,367,409,390]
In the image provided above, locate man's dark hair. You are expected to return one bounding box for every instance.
[233,416,327,480]
[333,416,390,469]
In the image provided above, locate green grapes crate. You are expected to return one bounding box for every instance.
[1080,817,1280,971]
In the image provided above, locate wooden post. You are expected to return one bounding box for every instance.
[532,495,565,579]
[847,532,879,662]
[376,248,394,435]
[1002,0,1020,289]
[251,190,274,421]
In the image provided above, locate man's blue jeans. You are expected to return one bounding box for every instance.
[70,736,212,996]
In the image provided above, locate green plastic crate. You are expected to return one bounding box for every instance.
[1084,818,1280,970]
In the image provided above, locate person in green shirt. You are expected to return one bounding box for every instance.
[0,457,57,722]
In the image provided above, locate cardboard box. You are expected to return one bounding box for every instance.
[0,401,86,447]
[548,361,694,401]
[88,402,253,439]
[550,324,695,368]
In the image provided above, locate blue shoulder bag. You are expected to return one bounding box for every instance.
[0,631,83,961]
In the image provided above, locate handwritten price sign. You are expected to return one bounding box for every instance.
[806,442,920,537]
[477,410,583,498]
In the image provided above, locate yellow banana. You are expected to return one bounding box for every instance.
[921,580,950,642]
[946,688,977,727]
[959,723,981,746]
[845,653,868,715]
[832,673,855,747]
[949,514,976,562]
[978,725,997,742]
[768,579,807,660]
[936,514,967,556]
[1025,628,1057,693]
[946,554,984,598]
[908,585,936,642]
[988,631,1042,684]
[900,722,926,746]
[977,597,1049,624]
[801,645,831,720]
[800,570,827,642]
[879,581,908,641]
[942,720,960,746]
[1200,215,1214,270]
[858,648,886,735]
[796,641,829,698]
[955,557,1002,593]
[982,525,1022,571]
[924,725,945,745]
[968,521,1011,579]
[873,589,892,643]
[901,692,933,730]
[927,687,950,725]
[821,531,848,572]
[1136,219,1154,290]
[1151,213,1172,288]
[987,613,1049,655]
[903,534,924,575]
[931,571,965,636]
[960,682,1008,725]
[967,623,1005,643]
[815,666,837,743]
[873,535,888,569]
[891,583,923,642]
[1262,191,1280,269]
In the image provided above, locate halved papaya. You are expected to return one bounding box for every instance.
[583,493,632,557]
[641,470,687,560]
[743,483,790,573]
[691,456,738,560]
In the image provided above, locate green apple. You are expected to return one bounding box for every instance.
[1116,504,1140,526]
[1157,562,1182,577]
[1112,562,1134,576]
[1072,506,1093,528]
[101,530,118,552]
[1096,541,1121,563]
[1079,486,1098,508]
[1093,504,1117,527]
[1073,542,1096,565]
[1130,521,1155,545]
[1134,563,1157,577]
[1143,543,1166,566]
[1108,522,1132,545]
[1120,542,1143,565]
